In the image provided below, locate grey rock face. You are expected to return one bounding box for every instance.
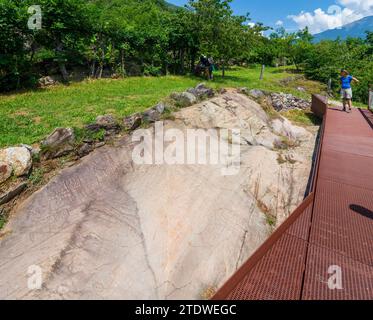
[41,128,75,159]
[0,92,316,300]
[0,147,32,177]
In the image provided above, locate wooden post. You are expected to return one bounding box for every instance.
[328,78,332,96]
[259,64,265,80]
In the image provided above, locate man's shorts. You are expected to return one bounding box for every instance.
[341,88,353,100]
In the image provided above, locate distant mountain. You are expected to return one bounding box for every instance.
[313,15,373,42]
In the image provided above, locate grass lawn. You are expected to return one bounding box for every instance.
[0,65,327,147]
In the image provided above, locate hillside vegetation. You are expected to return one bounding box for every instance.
[0,66,326,147]
[1,0,372,104]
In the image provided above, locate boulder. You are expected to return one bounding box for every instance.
[123,114,142,131]
[0,147,32,177]
[171,92,197,107]
[41,128,75,159]
[0,163,12,184]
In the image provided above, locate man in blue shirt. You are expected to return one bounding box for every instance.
[340,69,359,112]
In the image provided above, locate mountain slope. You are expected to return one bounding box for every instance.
[313,15,373,42]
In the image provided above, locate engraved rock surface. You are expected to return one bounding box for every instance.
[0,91,317,300]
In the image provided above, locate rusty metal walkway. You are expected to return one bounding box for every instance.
[214,96,373,300]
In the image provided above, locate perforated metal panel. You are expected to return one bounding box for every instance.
[302,245,373,300]
[226,233,307,300]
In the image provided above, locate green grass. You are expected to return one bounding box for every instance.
[0,66,326,147]
[0,215,5,230]
[282,109,322,126]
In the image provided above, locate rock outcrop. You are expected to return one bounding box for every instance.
[0,91,317,300]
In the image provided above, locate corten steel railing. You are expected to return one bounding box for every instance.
[213,94,328,300]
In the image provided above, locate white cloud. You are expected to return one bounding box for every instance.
[275,20,284,26]
[288,0,373,34]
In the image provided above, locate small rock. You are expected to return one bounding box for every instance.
[0,163,12,184]
[272,117,310,142]
[142,109,161,123]
[238,87,249,95]
[41,128,75,160]
[77,143,94,158]
[96,115,118,130]
[219,88,228,94]
[19,144,40,157]
[0,182,28,205]
[86,115,121,136]
[123,114,142,131]
[38,76,57,87]
[297,87,306,93]
[155,103,166,114]
[0,147,32,177]
[94,142,106,149]
[187,83,214,99]
[249,89,265,99]
[171,92,197,108]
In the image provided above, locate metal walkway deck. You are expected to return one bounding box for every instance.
[214,98,373,300]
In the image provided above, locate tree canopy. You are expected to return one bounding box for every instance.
[0,0,372,103]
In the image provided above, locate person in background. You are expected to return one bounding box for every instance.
[340,69,359,113]
[208,57,215,80]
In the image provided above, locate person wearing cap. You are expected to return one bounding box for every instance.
[340,69,359,112]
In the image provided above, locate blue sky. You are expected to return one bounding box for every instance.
[168,0,373,34]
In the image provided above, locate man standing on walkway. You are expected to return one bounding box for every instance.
[340,69,359,112]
